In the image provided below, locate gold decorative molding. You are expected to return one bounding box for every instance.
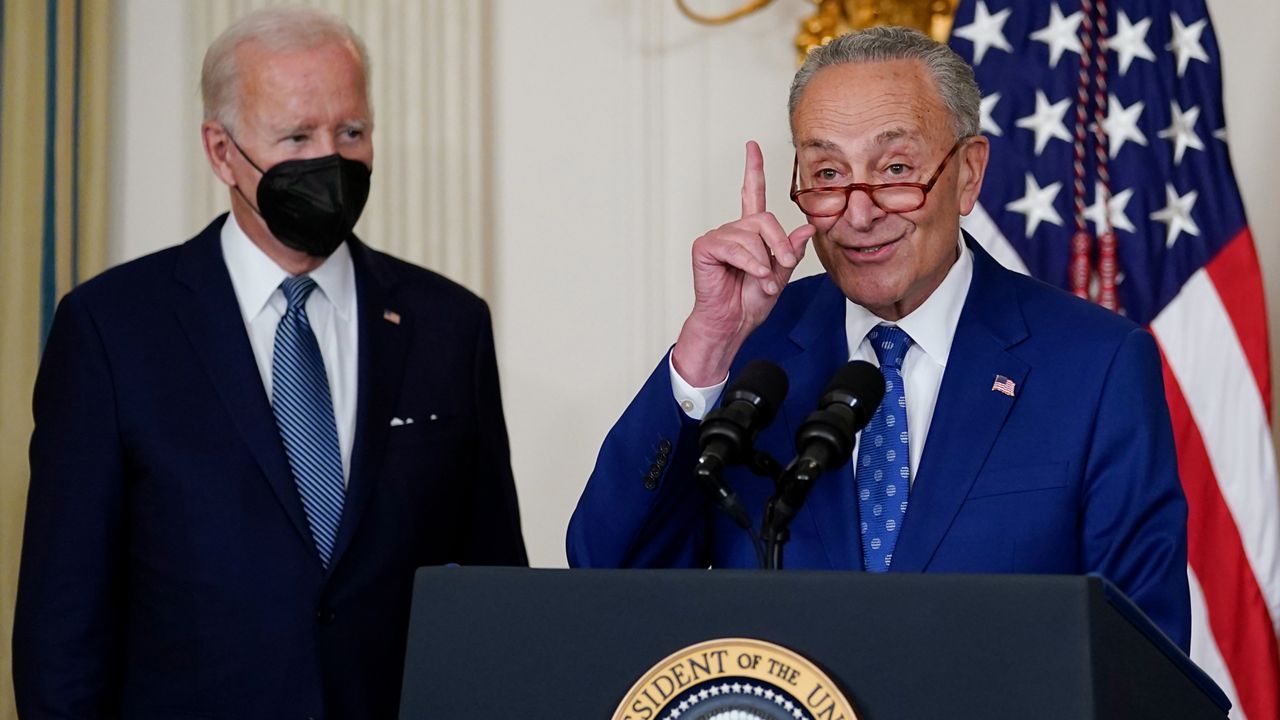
[798,0,961,51]
[676,0,961,61]
[675,0,775,25]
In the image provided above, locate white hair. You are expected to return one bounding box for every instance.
[201,6,372,134]
[788,26,981,140]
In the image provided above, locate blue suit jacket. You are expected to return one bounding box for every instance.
[568,237,1190,651]
[14,215,528,719]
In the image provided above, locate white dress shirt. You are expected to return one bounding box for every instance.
[672,234,973,485]
[220,213,359,484]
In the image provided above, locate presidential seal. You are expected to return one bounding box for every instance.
[612,638,859,720]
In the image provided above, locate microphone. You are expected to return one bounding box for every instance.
[695,360,789,529]
[765,361,885,535]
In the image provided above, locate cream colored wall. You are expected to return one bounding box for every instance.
[110,0,193,264]
[108,0,1280,569]
[1208,0,1280,422]
[489,1,818,566]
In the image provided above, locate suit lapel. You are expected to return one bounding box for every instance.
[172,216,314,547]
[891,238,1030,572]
[774,279,860,569]
[326,240,409,572]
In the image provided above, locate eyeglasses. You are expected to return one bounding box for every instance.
[789,140,965,217]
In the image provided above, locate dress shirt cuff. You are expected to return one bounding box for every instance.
[668,352,727,420]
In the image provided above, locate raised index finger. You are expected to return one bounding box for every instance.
[740,140,766,218]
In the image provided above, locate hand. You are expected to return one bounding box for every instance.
[672,141,815,386]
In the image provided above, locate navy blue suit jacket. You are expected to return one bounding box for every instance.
[14,215,527,719]
[568,237,1190,651]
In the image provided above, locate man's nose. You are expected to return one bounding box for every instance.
[312,134,339,157]
[842,188,886,231]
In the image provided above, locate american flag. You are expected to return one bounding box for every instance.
[992,374,1017,396]
[949,1,1280,716]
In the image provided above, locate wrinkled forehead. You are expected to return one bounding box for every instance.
[790,59,953,155]
[236,37,366,85]
[236,40,370,114]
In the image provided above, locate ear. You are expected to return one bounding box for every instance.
[956,135,990,216]
[202,120,238,188]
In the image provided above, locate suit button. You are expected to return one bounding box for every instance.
[659,439,672,453]
[316,608,336,625]
[644,466,660,490]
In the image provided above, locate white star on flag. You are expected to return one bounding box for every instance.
[1108,11,1156,76]
[1005,172,1064,236]
[1149,183,1201,247]
[1157,102,1204,165]
[1031,3,1084,68]
[1015,90,1072,155]
[1099,93,1148,158]
[980,92,1003,136]
[952,0,1013,65]
[1084,183,1136,234]
[1167,13,1210,77]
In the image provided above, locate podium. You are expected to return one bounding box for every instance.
[398,567,1228,719]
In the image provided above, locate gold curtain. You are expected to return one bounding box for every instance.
[0,1,111,717]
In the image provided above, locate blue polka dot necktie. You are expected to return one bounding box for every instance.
[271,275,345,568]
[857,324,913,573]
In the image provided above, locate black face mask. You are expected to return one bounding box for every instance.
[230,136,372,258]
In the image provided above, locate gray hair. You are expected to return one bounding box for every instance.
[788,26,980,140]
[201,6,372,134]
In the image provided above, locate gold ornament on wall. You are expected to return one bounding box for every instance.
[675,0,962,61]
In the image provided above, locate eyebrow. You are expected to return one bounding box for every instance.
[272,119,371,136]
[795,138,842,152]
[796,128,926,153]
[274,122,317,137]
[871,128,922,147]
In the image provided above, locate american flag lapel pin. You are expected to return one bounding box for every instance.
[383,309,401,325]
[991,374,1016,397]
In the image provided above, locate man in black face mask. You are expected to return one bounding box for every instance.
[13,7,528,719]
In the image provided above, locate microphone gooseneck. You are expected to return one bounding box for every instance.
[762,361,885,568]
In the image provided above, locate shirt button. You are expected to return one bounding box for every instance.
[316,608,336,625]
[680,399,695,413]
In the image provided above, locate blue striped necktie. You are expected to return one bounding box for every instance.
[271,275,345,568]
[857,324,913,573]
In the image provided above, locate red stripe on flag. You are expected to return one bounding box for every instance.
[1159,353,1280,720]
[1205,228,1272,420]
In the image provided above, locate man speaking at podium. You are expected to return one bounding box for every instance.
[14,7,526,718]
[568,27,1190,651]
